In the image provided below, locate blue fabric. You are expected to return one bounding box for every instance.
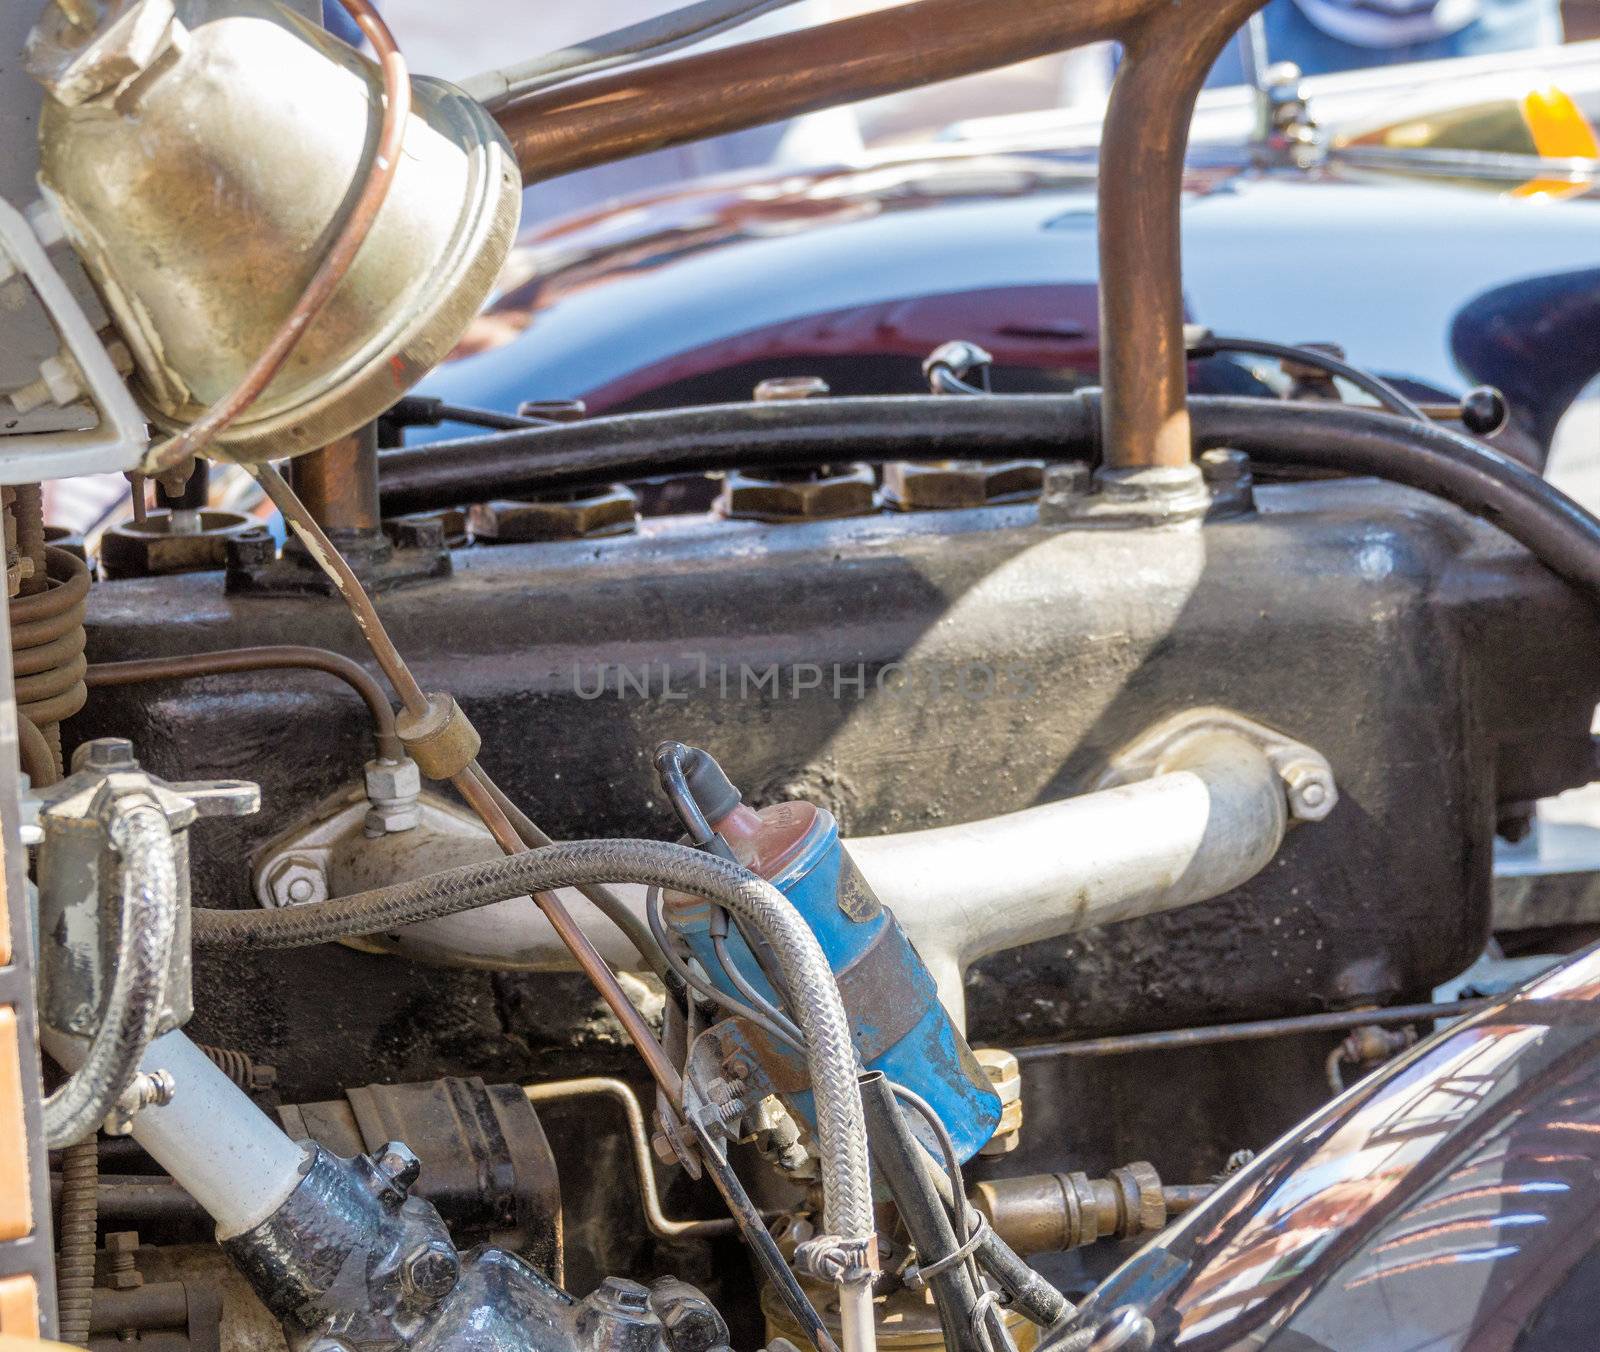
[321,0,365,47]
[1206,0,1562,85]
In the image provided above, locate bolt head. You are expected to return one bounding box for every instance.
[264,855,327,908]
[364,757,421,803]
[592,1277,653,1314]
[402,1240,460,1304]
[1281,758,1337,823]
[74,738,138,774]
[373,1141,422,1193]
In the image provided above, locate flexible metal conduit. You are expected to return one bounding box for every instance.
[332,723,1300,1029]
[195,838,877,1275]
[44,797,179,1148]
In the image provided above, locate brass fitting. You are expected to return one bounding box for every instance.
[972,1161,1171,1255]
[395,693,481,781]
[974,1048,1022,1156]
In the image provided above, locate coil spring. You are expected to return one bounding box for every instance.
[55,1140,98,1347]
[10,545,89,757]
[198,1043,263,1089]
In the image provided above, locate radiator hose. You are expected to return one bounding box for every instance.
[44,797,179,1147]
[194,838,876,1268]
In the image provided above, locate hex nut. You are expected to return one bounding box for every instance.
[976,1047,1024,1156]
[883,459,1043,511]
[364,757,421,803]
[263,855,327,908]
[74,737,138,774]
[402,1240,461,1305]
[1280,756,1337,822]
[374,1141,422,1192]
[720,464,877,522]
[470,485,638,543]
[753,376,830,402]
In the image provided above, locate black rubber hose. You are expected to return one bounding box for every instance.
[1187,396,1600,600]
[376,395,1099,514]
[381,392,1600,607]
[859,1073,988,1352]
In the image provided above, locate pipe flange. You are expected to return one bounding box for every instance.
[1096,705,1338,824]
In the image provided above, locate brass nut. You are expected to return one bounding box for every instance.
[883,460,1043,511]
[396,693,481,781]
[470,485,637,542]
[100,509,258,578]
[975,1047,1023,1156]
[719,465,877,522]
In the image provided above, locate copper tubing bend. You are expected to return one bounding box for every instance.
[84,646,403,762]
[493,0,1268,472]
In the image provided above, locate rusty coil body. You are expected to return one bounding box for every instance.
[10,545,90,765]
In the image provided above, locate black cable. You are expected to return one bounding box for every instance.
[1186,332,1428,423]
[383,394,550,432]
[381,392,1600,611]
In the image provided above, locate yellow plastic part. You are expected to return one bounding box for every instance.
[1522,86,1600,160]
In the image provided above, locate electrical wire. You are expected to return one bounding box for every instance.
[143,0,409,476]
[1185,331,1428,423]
[890,1082,1013,1352]
[646,887,804,1051]
[462,0,811,108]
[712,924,803,1044]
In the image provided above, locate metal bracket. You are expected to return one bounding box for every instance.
[1096,706,1337,824]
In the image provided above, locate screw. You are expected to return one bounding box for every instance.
[705,1076,738,1107]
[74,738,138,773]
[401,1240,460,1305]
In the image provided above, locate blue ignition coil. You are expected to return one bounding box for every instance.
[656,743,1001,1162]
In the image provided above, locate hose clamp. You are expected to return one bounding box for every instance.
[793,1234,878,1285]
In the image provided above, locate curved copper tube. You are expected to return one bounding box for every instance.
[493,0,1268,471]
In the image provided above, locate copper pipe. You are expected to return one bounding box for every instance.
[495,0,1152,182]
[494,0,1266,474]
[1097,1,1263,469]
[249,462,430,719]
[84,646,403,762]
[291,425,382,537]
[249,461,684,1105]
[142,0,410,476]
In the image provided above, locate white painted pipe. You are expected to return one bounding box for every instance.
[357,729,1294,1029]
[43,1027,307,1238]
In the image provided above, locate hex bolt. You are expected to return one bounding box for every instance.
[591,1277,653,1315]
[373,1141,422,1194]
[1280,758,1336,822]
[1198,448,1249,485]
[264,855,328,908]
[73,738,138,774]
[104,1231,143,1291]
[401,1240,461,1305]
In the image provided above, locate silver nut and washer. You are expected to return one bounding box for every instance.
[1281,758,1336,822]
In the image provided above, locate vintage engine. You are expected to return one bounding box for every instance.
[1,2,1600,1352]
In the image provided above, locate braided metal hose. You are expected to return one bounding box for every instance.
[54,1140,97,1346]
[44,798,179,1147]
[195,837,876,1249]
